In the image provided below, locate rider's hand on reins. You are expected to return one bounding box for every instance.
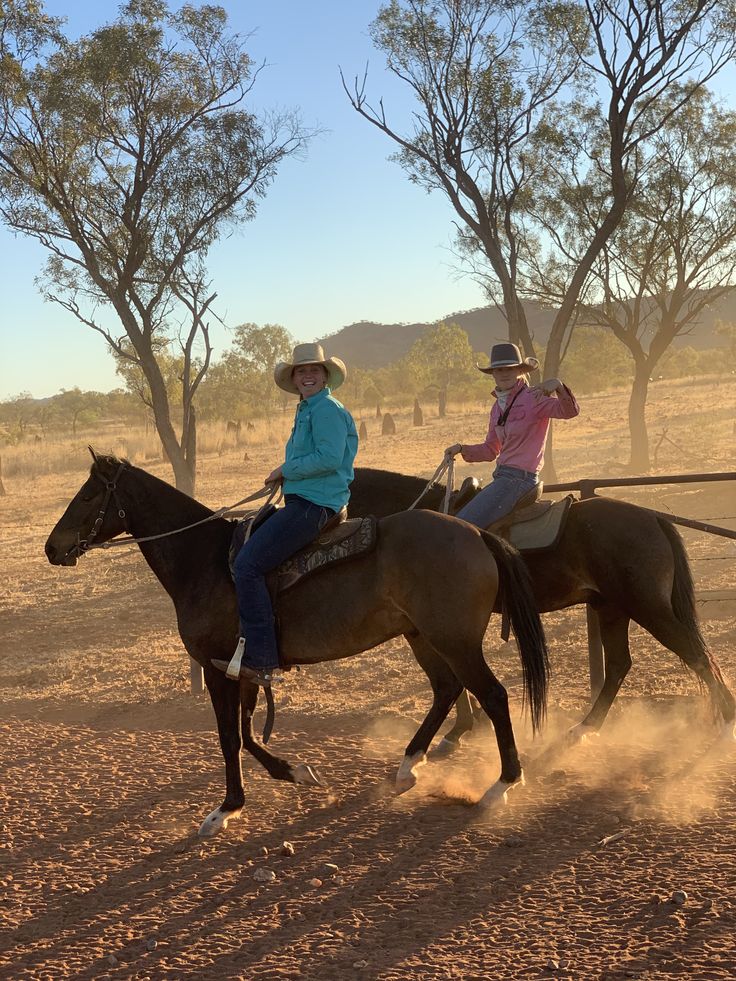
[444,443,463,458]
[264,466,284,485]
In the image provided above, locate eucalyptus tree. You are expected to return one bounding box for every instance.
[343,0,585,357]
[571,89,736,470]
[527,0,736,389]
[346,0,736,476]
[0,0,308,494]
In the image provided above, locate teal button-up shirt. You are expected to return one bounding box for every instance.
[281,387,358,511]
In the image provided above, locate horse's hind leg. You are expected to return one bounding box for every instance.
[396,633,463,792]
[643,612,736,737]
[429,689,476,759]
[570,606,632,741]
[441,651,524,807]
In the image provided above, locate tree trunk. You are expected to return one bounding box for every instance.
[541,426,557,484]
[143,353,196,497]
[628,361,651,472]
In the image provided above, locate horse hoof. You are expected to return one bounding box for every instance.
[428,737,460,761]
[395,771,417,795]
[566,723,598,747]
[395,752,425,794]
[477,773,525,810]
[198,806,242,837]
[291,763,323,786]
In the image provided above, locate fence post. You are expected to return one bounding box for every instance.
[579,480,605,701]
[190,657,204,695]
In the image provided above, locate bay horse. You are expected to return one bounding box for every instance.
[45,454,550,836]
[347,467,736,748]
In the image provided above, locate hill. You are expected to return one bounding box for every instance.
[318,293,735,368]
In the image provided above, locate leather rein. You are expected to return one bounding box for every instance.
[66,462,281,561]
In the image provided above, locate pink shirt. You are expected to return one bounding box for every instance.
[461,380,579,474]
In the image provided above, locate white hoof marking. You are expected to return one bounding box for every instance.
[432,737,460,758]
[395,751,426,794]
[566,723,599,746]
[292,763,322,786]
[198,806,242,837]
[478,772,525,810]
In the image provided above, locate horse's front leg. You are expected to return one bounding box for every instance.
[199,666,246,837]
[239,683,322,787]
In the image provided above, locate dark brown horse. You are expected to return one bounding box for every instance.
[347,467,736,749]
[45,454,550,835]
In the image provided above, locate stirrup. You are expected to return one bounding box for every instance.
[210,658,283,687]
[226,637,246,679]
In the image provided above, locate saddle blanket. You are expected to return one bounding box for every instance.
[505,495,573,553]
[229,514,378,595]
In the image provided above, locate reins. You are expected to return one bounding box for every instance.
[407,453,455,514]
[81,473,283,553]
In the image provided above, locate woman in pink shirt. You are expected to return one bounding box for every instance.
[445,343,579,528]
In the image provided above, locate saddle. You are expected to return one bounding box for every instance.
[228,508,378,595]
[485,482,574,553]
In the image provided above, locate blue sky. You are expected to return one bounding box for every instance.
[0,1,488,399]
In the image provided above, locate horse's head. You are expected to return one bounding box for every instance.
[45,448,131,566]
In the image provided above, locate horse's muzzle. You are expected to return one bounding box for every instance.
[44,540,79,567]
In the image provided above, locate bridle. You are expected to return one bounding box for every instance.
[65,462,282,561]
[67,461,129,560]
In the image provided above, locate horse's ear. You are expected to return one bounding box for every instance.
[88,445,99,464]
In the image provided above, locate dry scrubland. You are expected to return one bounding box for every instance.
[1,377,735,980]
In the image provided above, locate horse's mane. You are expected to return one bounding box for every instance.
[90,450,215,520]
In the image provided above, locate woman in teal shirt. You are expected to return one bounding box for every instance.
[229,343,358,686]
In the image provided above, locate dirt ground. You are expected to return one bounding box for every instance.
[1,378,735,980]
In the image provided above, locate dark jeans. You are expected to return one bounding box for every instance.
[455,464,538,528]
[233,495,335,670]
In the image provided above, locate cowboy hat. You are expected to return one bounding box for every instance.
[477,342,539,374]
[274,342,347,395]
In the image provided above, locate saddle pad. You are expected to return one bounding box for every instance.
[273,516,378,594]
[508,495,573,553]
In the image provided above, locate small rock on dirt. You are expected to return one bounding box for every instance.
[541,769,567,786]
[253,868,276,883]
[502,835,523,848]
[322,862,340,877]
[281,841,295,857]
[670,889,688,906]
[308,877,323,887]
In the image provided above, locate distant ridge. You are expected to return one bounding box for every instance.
[317,295,734,369]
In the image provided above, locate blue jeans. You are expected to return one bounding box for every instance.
[455,464,538,529]
[233,495,335,669]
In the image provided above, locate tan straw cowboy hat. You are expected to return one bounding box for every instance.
[476,342,539,374]
[274,342,347,395]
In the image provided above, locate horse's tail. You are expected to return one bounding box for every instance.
[480,530,550,733]
[658,518,727,685]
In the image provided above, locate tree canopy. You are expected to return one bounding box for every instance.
[0,0,309,493]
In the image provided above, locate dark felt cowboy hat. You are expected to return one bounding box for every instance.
[477,342,539,374]
[274,343,347,395]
